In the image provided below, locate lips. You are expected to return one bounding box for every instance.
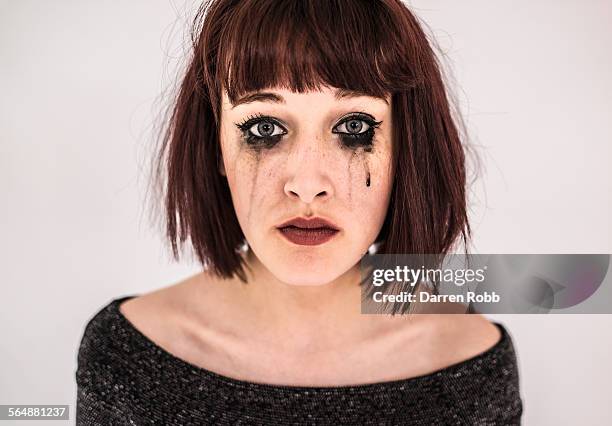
[276,217,340,246]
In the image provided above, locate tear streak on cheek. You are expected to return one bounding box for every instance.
[232,141,263,231]
[347,148,375,203]
[246,150,262,228]
[348,150,357,202]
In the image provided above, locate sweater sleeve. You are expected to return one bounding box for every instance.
[76,386,127,426]
[74,304,131,425]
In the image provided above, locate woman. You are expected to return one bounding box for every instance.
[76,0,523,424]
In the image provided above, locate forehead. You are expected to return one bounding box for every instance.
[222,86,391,111]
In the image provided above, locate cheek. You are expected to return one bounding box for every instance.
[226,151,259,224]
[220,124,273,232]
[348,147,393,227]
[224,145,284,235]
[223,135,393,242]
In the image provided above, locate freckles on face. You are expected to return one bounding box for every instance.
[222,128,390,233]
[219,128,266,232]
[344,140,392,224]
[219,87,393,284]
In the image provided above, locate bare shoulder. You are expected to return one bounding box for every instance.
[119,278,183,323]
[118,270,221,345]
[425,312,502,368]
[360,308,504,381]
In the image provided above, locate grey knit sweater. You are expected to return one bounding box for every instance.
[75,296,523,425]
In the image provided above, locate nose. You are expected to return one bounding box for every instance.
[283,137,334,204]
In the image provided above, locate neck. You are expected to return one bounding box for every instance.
[230,249,371,350]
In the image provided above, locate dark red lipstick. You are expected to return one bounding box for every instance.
[276,217,340,246]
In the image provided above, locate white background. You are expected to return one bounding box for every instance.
[1,1,611,424]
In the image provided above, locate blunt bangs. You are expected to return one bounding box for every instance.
[155,0,473,285]
[204,0,421,112]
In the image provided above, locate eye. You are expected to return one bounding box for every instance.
[247,120,286,138]
[333,118,372,135]
[234,114,288,147]
[332,113,382,148]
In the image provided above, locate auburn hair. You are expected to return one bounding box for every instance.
[152,0,473,283]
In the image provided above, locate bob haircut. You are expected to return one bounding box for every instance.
[153,0,472,283]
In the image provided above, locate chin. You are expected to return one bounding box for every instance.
[265,254,355,287]
[273,269,343,286]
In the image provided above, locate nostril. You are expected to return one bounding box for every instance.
[284,179,332,202]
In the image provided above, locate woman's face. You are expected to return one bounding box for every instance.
[219,85,393,286]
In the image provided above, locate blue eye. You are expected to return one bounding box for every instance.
[248,120,286,138]
[332,113,382,148]
[333,118,371,135]
[235,114,288,147]
[234,112,382,149]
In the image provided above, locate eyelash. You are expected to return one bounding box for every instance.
[233,112,382,149]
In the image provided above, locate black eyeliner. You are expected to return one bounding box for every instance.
[233,112,382,149]
[235,113,284,131]
[333,113,382,149]
[234,114,287,148]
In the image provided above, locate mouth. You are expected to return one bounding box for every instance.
[276,217,340,246]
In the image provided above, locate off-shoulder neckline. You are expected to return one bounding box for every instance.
[107,294,510,393]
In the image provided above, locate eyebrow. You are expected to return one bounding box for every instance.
[230,88,389,108]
